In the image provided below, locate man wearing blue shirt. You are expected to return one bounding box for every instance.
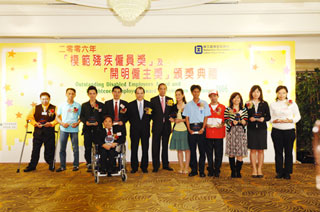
[56,88,81,172]
[183,85,211,177]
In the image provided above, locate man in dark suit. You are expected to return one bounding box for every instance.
[127,87,152,173]
[150,83,174,172]
[103,86,128,138]
[96,115,126,176]
[80,86,104,172]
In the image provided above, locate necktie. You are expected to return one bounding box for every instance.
[114,101,119,121]
[107,128,112,136]
[161,97,165,113]
[139,101,143,120]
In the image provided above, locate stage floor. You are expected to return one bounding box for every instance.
[0,163,319,212]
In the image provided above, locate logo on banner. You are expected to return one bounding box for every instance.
[194,45,203,54]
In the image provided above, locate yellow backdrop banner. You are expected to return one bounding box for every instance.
[0,41,295,162]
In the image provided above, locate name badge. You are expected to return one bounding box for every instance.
[42,112,47,116]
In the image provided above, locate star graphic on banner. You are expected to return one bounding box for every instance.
[60,83,64,87]
[6,99,13,106]
[101,97,105,102]
[284,66,290,74]
[263,80,269,85]
[253,64,258,70]
[278,80,284,85]
[33,58,37,62]
[267,89,271,93]
[8,50,16,58]
[270,57,276,64]
[4,84,11,91]
[282,50,286,55]
[10,67,15,71]
[31,102,37,107]
[20,92,24,96]
[48,80,53,85]
[16,112,23,118]
[24,75,29,79]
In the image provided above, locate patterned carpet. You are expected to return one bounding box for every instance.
[0,163,319,212]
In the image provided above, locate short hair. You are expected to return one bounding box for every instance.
[103,115,113,122]
[276,85,288,100]
[229,92,244,109]
[190,85,201,92]
[66,88,76,93]
[135,86,145,94]
[158,83,167,90]
[112,86,122,92]
[87,85,97,94]
[249,85,264,102]
[40,92,50,99]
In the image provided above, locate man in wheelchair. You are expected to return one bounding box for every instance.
[97,115,126,176]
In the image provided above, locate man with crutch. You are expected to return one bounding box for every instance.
[23,92,57,172]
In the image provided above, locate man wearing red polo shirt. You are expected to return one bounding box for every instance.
[205,90,226,178]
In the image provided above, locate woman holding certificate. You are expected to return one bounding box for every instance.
[246,85,270,178]
[270,85,300,180]
[205,89,226,178]
[224,92,248,178]
[169,89,190,174]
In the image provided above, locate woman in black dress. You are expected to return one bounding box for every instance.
[246,85,270,178]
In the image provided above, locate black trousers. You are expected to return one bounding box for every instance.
[206,138,224,173]
[130,129,150,171]
[188,124,206,174]
[28,134,55,168]
[83,128,99,165]
[271,128,296,174]
[100,147,116,172]
[152,128,170,169]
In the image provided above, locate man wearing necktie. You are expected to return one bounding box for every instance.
[150,83,174,172]
[103,86,128,141]
[127,87,152,173]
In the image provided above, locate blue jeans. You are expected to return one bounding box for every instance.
[59,131,79,169]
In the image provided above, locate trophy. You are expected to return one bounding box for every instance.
[235,113,241,121]
[88,116,97,124]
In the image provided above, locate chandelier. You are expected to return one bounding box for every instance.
[108,0,150,22]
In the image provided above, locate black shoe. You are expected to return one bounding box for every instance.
[56,167,66,172]
[49,165,55,172]
[208,172,214,177]
[283,173,291,180]
[131,169,137,174]
[141,168,148,173]
[235,160,243,178]
[87,164,92,172]
[188,172,198,177]
[152,168,158,173]
[214,172,220,178]
[252,175,258,178]
[100,170,107,175]
[257,175,264,178]
[275,173,283,179]
[200,173,206,178]
[107,172,112,177]
[163,167,173,171]
[72,166,79,171]
[24,167,36,172]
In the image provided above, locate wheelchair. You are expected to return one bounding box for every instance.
[91,143,127,183]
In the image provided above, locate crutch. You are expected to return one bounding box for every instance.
[52,126,60,170]
[16,120,32,173]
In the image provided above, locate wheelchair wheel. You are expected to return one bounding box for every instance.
[94,170,99,184]
[121,173,127,182]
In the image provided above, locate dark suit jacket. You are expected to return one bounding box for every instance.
[127,99,151,137]
[103,99,128,135]
[247,101,271,130]
[96,127,126,147]
[150,95,173,134]
[80,100,104,134]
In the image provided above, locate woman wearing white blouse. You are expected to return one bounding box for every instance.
[270,85,301,180]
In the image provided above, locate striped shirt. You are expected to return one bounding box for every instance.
[224,107,248,132]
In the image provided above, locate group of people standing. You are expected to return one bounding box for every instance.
[23,83,301,180]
